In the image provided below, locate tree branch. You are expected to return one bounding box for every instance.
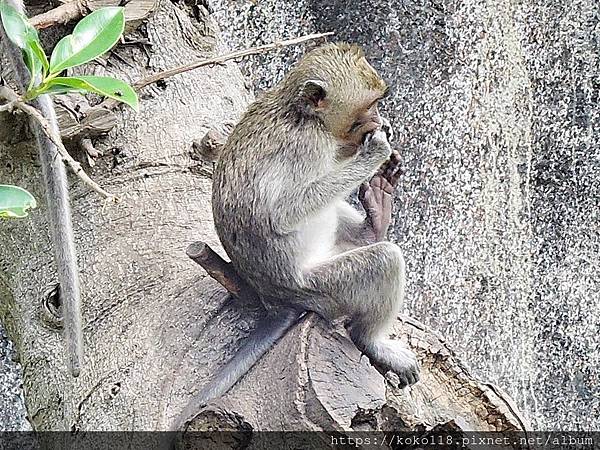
[132,32,334,92]
[0,86,118,202]
[1,32,334,200]
[186,241,260,304]
[29,0,86,30]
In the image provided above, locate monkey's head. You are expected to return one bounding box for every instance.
[282,43,389,148]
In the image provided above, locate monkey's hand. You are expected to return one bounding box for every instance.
[359,125,392,165]
[359,149,401,241]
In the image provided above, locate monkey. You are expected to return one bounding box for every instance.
[213,42,419,383]
[174,43,418,430]
[1,0,83,376]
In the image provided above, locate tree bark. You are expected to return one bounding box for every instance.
[0,0,526,435]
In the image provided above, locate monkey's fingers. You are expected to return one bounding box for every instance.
[388,164,403,186]
[390,149,401,166]
[389,170,402,187]
[381,151,399,176]
[358,181,369,202]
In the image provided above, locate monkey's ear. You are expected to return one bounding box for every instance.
[299,80,328,113]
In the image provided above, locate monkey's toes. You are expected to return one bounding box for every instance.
[369,339,420,387]
[396,361,420,387]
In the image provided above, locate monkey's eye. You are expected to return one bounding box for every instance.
[349,121,363,133]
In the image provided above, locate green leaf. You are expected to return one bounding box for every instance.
[22,46,42,81]
[45,76,139,111]
[49,7,125,74]
[29,39,50,75]
[0,1,47,78]
[0,1,39,49]
[0,185,37,219]
[37,81,87,96]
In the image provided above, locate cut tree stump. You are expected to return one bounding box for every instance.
[178,241,528,442]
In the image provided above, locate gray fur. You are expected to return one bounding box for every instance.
[1,0,83,376]
[174,307,301,430]
[212,44,419,392]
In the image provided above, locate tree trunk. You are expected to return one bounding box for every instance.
[0,0,526,435]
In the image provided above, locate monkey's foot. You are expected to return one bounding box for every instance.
[366,339,420,387]
[359,150,402,241]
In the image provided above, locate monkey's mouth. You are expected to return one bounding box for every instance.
[358,120,382,142]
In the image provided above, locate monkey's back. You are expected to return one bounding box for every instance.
[212,96,333,299]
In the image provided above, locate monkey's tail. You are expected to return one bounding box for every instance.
[1,2,83,377]
[173,307,303,430]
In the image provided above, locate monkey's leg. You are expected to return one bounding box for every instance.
[334,202,372,250]
[335,150,402,250]
[302,242,419,386]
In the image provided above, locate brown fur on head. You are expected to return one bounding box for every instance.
[280,43,389,149]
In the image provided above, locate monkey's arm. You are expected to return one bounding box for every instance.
[1,1,83,376]
[274,130,391,234]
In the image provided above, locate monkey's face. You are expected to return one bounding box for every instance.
[320,73,388,152]
[324,94,384,160]
[339,96,384,146]
[290,43,389,150]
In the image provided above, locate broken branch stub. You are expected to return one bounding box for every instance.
[185,241,260,304]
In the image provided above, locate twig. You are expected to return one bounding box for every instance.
[29,0,86,30]
[133,32,334,92]
[0,100,16,112]
[80,137,102,167]
[0,86,118,202]
[186,241,260,304]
